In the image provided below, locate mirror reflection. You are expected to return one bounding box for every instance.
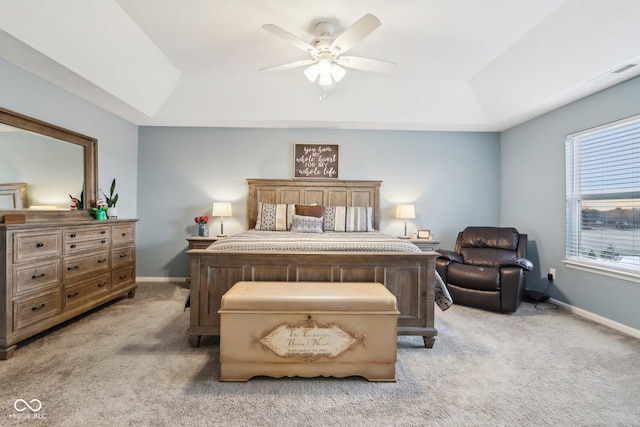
[0,123,84,209]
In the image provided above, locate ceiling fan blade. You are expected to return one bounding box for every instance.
[330,14,381,55]
[336,56,395,73]
[262,24,316,54]
[260,59,317,72]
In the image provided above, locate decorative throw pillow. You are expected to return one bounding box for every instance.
[295,204,324,218]
[345,206,375,232]
[323,206,374,232]
[290,214,324,233]
[255,202,295,231]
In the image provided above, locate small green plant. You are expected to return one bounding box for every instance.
[100,179,118,207]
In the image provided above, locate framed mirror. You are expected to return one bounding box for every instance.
[0,106,97,221]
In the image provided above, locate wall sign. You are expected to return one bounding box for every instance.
[294,143,339,179]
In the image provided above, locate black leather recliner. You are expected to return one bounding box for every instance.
[436,226,533,313]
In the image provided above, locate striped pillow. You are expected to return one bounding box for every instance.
[324,206,374,232]
[255,202,295,231]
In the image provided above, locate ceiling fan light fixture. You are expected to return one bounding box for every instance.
[262,14,393,90]
[330,64,346,82]
[318,73,333,86]
[304,64,319,82]
[317,58,332,75]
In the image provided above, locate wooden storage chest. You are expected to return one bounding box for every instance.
[219,281,399,382]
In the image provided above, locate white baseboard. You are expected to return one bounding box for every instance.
[549,297,640,340]
[136,276,186,283]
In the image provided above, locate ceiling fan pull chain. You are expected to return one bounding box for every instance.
[319,87,327,101]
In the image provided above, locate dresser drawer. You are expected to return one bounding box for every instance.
[13,260,61,295]
[64,237,109,255]
[112,224,135,246]
[13,230,62,263]
[63,251,110,281]
[112,246,134,269]
[64,275,110,309]
[64,226,109,242]
[14,289,63,330]
[112,266,135,291]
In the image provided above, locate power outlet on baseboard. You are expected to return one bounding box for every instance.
[548,268,556,281]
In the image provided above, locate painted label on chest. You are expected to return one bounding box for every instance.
[253,319,366,361]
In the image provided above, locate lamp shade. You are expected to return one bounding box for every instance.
[212,202,232,217]
[396,204,415,219]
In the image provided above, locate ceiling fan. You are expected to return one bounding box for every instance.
[261,13,395,87]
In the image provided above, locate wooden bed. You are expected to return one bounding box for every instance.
[187,179,438,348]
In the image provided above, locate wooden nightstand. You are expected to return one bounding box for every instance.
[409,238,440,252]
[186,236,223,285]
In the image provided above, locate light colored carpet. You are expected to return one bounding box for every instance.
[1,282,639,426]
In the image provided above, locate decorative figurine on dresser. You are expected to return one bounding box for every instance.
[0,106,138,359]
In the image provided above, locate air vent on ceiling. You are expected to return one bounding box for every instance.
[588,62,639,84]
[611,63,638,74]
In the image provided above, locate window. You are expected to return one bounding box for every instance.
[565,114,640,279]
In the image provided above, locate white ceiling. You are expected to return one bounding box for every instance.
[1,0,639,132]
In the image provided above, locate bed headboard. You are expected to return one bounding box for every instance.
[247,179,382,230]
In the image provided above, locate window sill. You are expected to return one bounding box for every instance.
[562,259,640,284]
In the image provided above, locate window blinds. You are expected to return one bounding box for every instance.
[566,114,640,272]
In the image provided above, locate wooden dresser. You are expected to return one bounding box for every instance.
[0,219,137,359]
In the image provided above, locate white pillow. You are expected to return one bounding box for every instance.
[290,214,324,233]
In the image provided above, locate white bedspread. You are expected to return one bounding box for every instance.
[208,230,422,252]
[206,230,453,311]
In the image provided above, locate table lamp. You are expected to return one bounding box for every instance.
[396,204,415,239]
[212,202,232,237]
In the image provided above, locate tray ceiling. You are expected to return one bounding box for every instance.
[1,0,639,131]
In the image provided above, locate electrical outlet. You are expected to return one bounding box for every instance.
[548,268,556,281]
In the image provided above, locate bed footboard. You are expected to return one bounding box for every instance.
[187,250,438,348]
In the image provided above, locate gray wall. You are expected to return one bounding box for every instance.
[137,127,500,278]
[0,58,139,219]
[501,75,640,330]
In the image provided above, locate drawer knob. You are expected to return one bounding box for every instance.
[119,275,127,280]
[70,233,76,238]
[119,254,127,258]
[101,240,107,244]
[121,233,127,237]
[98,282,107,287]
[70,244,76,249]
[36,243,44,248]
[67,266,79,271]
[67,292,79,299]
[97,258,107,263]
[101,230,107,234]
[31,273,46,279]
[31,303,46,311]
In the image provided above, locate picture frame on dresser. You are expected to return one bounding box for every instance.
[417,229,431,239]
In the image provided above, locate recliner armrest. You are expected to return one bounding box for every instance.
[500,256,533,271]
[436,249,464,264]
